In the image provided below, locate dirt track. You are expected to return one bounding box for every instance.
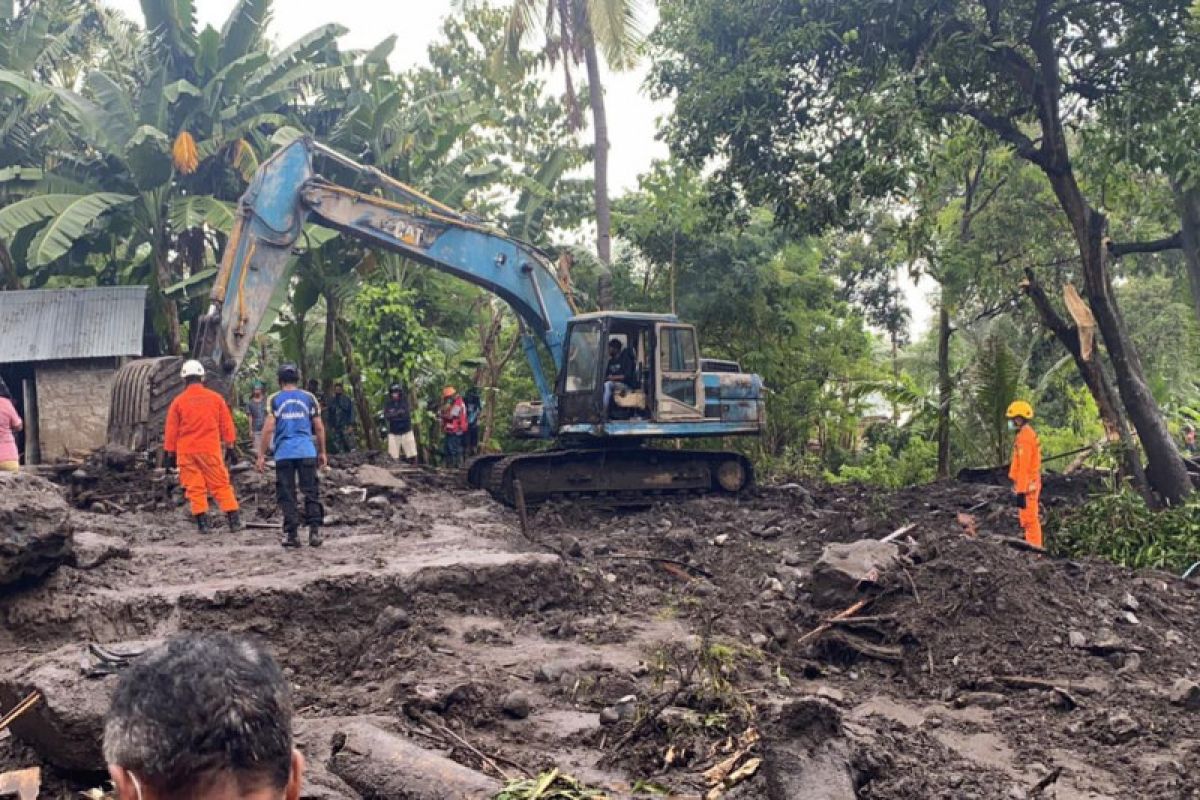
[2,456,1200,798]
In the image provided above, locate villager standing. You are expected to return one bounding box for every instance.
[328,381,355,453]
[440,386,468,467]
[464,387,483,456]
[1007,400,1042,548]
[257,364,327,548]
[0,379,23,472]
[246,380,268,454]
[163,360,243,533]
[384,384,417,464]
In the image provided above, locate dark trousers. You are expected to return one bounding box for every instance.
[442,433,465,467]
[276,458,323,532]
[329,425,354,454]
[466,424,480,455]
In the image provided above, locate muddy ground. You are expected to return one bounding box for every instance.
[2,455,1200,799]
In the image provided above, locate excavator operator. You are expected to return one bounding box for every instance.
[163,360,243,534]
[603,338,638,415]
[1006,400,1042,548]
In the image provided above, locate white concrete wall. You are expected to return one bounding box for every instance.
[36,359,116,459]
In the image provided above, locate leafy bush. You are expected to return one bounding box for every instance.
[826,436,937,489]
[1049,491,1200,572]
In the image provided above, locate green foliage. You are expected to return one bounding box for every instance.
[494,769,606,800]
[827,435,937,489]
[349,282,435,391]
[1050,491,1200,572]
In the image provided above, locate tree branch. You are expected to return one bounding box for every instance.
[1106,232,1182,258]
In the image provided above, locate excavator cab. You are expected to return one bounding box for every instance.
[556,312,706,429]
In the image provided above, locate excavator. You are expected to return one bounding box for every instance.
[107,138,766,505]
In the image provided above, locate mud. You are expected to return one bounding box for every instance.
[1,463,1197,799]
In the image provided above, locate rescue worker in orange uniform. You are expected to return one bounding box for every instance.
[164,360,244,533]
[1006,400,1042,548]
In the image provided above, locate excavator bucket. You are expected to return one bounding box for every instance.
[107,356,183,450]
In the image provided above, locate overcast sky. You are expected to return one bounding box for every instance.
[100,0,669,195]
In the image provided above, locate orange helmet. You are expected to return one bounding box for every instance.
[442,386,456,399]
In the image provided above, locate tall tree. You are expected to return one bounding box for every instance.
[472,0,646,309]
[652,0,1197,503]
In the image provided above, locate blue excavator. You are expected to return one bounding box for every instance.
[107,138,766,505]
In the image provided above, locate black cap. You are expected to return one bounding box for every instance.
[277,363,300,384]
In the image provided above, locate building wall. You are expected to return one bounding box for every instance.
[36,358,117,460]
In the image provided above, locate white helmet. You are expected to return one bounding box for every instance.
[180,359,205,380]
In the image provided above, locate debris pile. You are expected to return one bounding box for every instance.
[1,463,1197,798]
[0,473,73,591]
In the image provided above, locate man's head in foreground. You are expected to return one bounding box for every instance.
[103,633,304,800]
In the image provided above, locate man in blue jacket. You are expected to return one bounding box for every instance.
[257,364,328,548]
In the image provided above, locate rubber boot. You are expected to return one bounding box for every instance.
[281,528,300,548]
[194,514,210,534]
[308,525,323,548]
[226,510,244,532]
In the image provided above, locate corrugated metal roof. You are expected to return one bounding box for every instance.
[0,286,147,363]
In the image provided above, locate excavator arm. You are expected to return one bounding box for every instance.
[109,138,575,449]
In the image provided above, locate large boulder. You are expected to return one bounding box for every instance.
[811,539,899,608]
[0,640,155,770]
[352,465,407,496]
[0,473,73,591]
[761,698,857,800]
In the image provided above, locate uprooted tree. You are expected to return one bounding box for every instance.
[652,0,1199,503]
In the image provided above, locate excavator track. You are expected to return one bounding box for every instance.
[468,448,754,507]
[107,356,185,451]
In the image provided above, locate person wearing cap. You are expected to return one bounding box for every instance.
[384,384,417,464]
[246,380,268,455]
[257,364,327,548]
[440,386,468,467]
[1006,400,1042,548]
[164,360,243,533]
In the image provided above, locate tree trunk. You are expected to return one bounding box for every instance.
[295,311,309,387]
[335,322,379,451]
[936,301,952,479]
[0,240,18,290]
[1173,182,1200,326]
[153,245,182,355]
[321,293,338,395]
[583,31,613,309]
[1022,268,1154,505]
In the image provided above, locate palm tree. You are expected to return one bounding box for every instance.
[464,0,646,309]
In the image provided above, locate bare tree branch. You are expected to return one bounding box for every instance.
[1106,232,1182,258]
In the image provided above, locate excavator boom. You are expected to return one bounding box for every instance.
[108,137,765,505]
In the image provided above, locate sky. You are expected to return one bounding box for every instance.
[100,0,670,194]
[101,0,933,336]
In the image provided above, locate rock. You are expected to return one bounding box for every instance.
[814,686,846,704]
[851,518,872,535]
[713,534,729,546]
[1105,711,1140,743]
[811,540,899,608]
[329,719,500,799]
[353,465,407,495]
[783,552,805,567]
[1120,611,1140,625]
[501,690,531,719]
[373,606,410,634]
[0,473,74,591]
[1068,631,1088,649]
[762,699,856,800]
[1166,630,1185,645]
[599,706,620,725]
[614,694,638,720]
[757,525,784,539]
[367,495,389,508]
[535,662,568,683]
[953,692,1007,709]
[1170,678,1200,709]
[660,707,702,728]
[1121,592,1140,611]
[96,444,138,471]
[751,633,770,648]
[69,531,131,570]
[1117,652,1142,675]
[562,536,585,558]
[0,639,156,770]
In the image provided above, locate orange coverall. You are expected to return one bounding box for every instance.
[164,384,239,516]
[1009,424,1042,547]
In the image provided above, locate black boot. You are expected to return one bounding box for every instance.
[226,510,244,532]
[308,525,323,548]
[194,514,210,534]
[281,528,300,548]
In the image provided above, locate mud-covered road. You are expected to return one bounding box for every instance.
[2,455,1199,799]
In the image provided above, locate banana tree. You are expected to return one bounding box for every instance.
[0,0,345,352]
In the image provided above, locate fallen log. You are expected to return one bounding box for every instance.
[795,599,870,649]
[820,630,904,663]
[994,675,1102,696]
